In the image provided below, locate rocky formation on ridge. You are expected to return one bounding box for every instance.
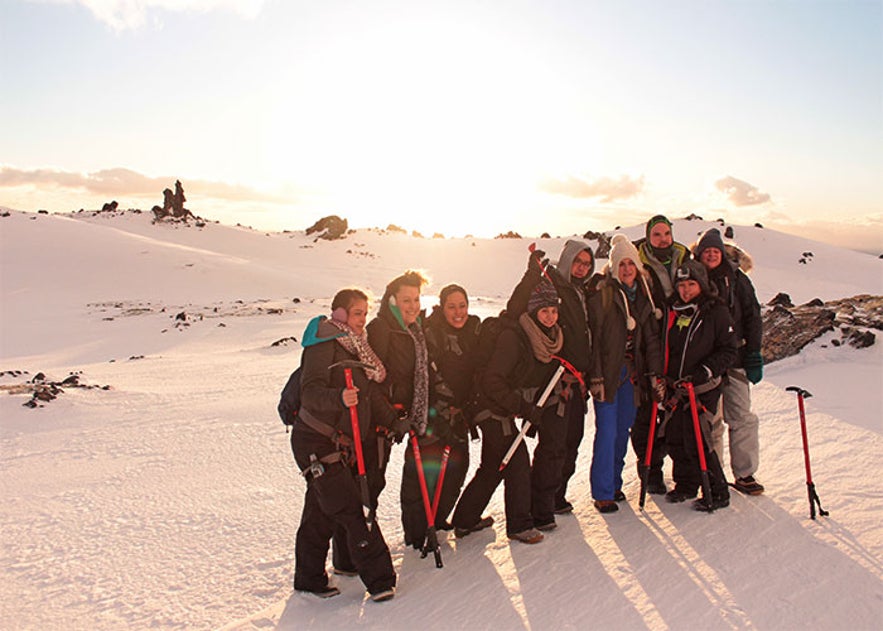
[762,294,881,363]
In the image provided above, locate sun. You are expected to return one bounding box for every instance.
[259,18,603,237]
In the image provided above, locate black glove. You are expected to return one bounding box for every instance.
[649,374,666,403]
[528,250,547,275]
[390,414,410,442]
[519,399,544,428]
[689,365,712,386]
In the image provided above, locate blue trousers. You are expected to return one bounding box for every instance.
[590,369,636,501]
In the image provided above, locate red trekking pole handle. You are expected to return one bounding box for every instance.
[345,369,366,476]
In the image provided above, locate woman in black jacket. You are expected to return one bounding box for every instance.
[663,261,737,511]
[452,280,566,544]
[422,284,481,531]
[291,288,403,602]
[366,270,440,550]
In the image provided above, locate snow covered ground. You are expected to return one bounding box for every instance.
[1,209,881,630]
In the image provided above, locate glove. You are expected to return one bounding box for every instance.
[743,350,764,384]
[528,249,547,275]
[649,375,666,403]
[589,378,605,401]
[689,365,713,386]
[519,399,544,428]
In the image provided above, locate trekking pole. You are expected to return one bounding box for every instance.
[684,381,714,513]
[500,363,566,472]
[638,401,660,510]
[410,432,443,568]
[344,368,374,531]
[786,386,829,520]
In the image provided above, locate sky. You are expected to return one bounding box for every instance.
[1,0,882,250]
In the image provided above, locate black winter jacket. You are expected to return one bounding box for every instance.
[588,276,664,405]
[299,318,399,454]
[664,296,738,386]
[476,321,561,419]
[367,307,422,412]
[707,261,762,365]
[424,308,481,409]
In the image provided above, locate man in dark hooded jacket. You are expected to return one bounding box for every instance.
[507,239,594,513]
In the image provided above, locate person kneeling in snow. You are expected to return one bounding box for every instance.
[662,261,737,511]
[291,288,406,602]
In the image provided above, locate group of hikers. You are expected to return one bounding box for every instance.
[284,215,764,602]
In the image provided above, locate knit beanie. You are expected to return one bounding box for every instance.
[645,215,672,240]
[675,259,712,296]
[609,234,642,280]
[694,228,726,261]
[527,280,560,314]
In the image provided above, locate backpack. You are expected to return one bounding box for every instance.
[464,313,518,420]
[277,366,302,430]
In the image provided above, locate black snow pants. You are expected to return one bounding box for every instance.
[554,386,587,508]
[452,417,533,537]
[291,429,396,595]
[531,405,568,527]
[630,399,668,486]
[664,393,729,498]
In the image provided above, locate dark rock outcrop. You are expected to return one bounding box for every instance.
[305,215,348,240]
[762,294,882,363]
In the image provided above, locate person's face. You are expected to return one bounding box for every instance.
[677,279,701,303]
[442,291,468,329]
[649,223,673,249]
[570,250,594,280]
[346,299,369,334]
[618,258,638,287]
[700,247,723,270]
[395,285,421,325]
[536,306,559,328]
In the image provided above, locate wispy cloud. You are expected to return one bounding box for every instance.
[0,166,291,204]
[36,0,265,31]
[715,175,771,206]
[540,174,644,202]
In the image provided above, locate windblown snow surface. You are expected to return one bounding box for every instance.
[1,209,881,630]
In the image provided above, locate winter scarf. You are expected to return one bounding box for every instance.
[327,318,387,383]
[404,321,430,436]
[518,312,563,363]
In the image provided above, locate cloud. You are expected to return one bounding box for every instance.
[37,0,265,31]
[0,166,292,204]
[715,175,771,206]
[540,174,644,203]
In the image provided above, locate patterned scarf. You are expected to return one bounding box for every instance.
[327,319,387,383]
[405,322,430,436]
[518,312,563,363]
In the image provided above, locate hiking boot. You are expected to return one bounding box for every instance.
[369,587,395,602]
[614,490,627,502]
[665,487,698,503]
[332,567,358,577]
[647,479,668,495]
[297,585,340,599]
[435,520,454,531]
[692,495,730,512]
[534,518,557,532]
[594,500,619,514]
[733,476,765,495]
[508,528,544,544]
[454,515,494,538]
[553,499,574,515]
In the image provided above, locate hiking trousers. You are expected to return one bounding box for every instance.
[452,417,533,537]
[712,368,760,479]
[590,372,636,501]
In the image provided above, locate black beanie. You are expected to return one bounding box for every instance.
[694,228,726,261]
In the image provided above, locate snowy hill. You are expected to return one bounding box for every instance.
[1,209,881,630]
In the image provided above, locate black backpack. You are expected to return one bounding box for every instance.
[277,366,302,430]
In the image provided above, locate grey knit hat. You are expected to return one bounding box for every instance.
[527,280,560,314]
